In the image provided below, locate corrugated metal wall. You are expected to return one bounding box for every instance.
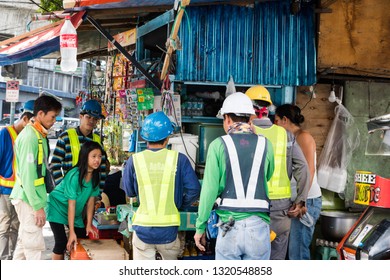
[176,1,316,86]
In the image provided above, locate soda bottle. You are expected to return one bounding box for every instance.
[60,16,78,72]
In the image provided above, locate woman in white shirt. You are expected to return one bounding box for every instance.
[275,104,322,260]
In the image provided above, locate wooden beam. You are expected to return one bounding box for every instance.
[87,7,170,20]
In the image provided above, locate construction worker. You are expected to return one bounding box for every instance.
[51,99,107,189]
[10,95,62,260]
[246,85,310,260]
[0,100,35,260]
[194,92,275,260]
[122,111,200,260]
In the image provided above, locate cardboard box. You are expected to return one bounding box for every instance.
[70,239,129,260]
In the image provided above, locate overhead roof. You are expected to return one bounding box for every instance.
[0,0,256,64]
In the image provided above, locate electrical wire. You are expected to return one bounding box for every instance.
[162,89,197,168]
[300,85,315,111]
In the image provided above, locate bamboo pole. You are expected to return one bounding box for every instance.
[160,0,191,82]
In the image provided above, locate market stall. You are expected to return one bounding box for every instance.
[66,0,318,260]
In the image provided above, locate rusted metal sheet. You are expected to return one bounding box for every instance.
[318,0,390,79]
[176,1,317,86]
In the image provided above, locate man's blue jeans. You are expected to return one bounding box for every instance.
[288,197,322,260]
[215,215,270,260]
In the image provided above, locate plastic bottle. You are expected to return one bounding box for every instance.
[187,98,193,116]
[196,98,202,116]
[60,16,78,72]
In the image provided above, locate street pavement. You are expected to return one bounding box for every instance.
[43,139,56,260]
[42,221,55,260]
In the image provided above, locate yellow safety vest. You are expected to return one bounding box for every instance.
[254,125,291,199]
[132,149,180,227]
[32,128,45,186]
[0,126,18,187]
[68,128,101,166]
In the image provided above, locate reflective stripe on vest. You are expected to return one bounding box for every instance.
[254,125,291,199]
[32,128,45,186]
[68,128,101,166]
[219,135,269,210]
[0,126,18,187]
[132,149,180,226]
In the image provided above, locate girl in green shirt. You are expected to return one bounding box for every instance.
[46,141,103,260]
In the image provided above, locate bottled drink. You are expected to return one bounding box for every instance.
[60,16,78,72]
[187,99,193,116]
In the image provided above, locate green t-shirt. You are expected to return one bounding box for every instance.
[46,168,100,228]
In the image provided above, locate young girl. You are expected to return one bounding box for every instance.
[46,141,103,260]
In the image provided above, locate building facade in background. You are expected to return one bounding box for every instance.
[0,1,83,120]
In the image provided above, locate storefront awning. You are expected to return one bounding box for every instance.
[0,11,85,66]
[64,0,243,10]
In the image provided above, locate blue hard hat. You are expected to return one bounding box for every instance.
[80,99,105,119]
[140,111,174,142]
[20,100,35,114]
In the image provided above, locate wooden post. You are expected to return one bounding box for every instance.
[160,0,191,82]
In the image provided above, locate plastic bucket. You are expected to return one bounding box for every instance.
[169,134,199,170]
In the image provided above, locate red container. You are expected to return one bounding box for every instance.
[70,240,91,260]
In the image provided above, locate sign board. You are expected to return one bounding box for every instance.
[6,80,19,102]
[354,170,390,208]
[54,65,82,75]
[107,29,137,51]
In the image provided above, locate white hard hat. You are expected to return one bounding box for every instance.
[217,92,255,119]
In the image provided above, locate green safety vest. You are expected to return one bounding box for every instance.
[0,126,18,187]
[68,128,101,166]
[132,149,180,227]
[254,125,291,199]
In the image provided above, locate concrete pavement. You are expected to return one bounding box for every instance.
[42,221,55,260]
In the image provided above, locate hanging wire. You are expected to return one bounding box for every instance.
[301,84,316,111]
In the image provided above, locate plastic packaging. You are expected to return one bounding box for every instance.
[225,75,236,98]
[300,212,314,227]
[60,16,78,72]
[317,104,360,193]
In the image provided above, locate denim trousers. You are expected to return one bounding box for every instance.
[288,197,322,260]
[215,215,270,260]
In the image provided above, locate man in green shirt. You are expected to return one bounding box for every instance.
[10,95,62,260]
[194,92,274,260]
